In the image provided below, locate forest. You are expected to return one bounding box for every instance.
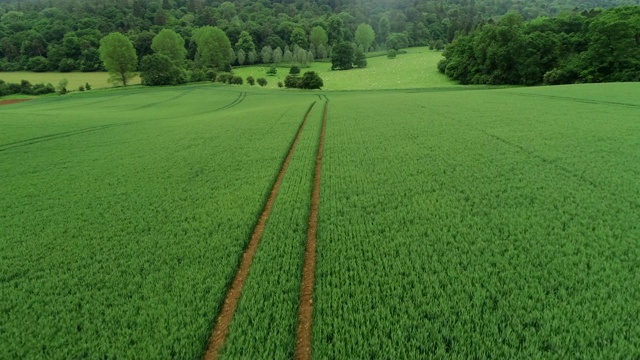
[0,0,638,74]
[438,6,640,85]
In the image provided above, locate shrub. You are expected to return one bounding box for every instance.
[354,49,367,68]
[387,49,397,59]
[216,72,232,83]
[58,58,76,72]
[277,81,283,88]
[266,65,277,75]
[299,71,323,89]
[85,82,92,91]
[257,77,268,87]
[284,74,300,88]
[7,82,21,94]
[246,76,255,85]
[20,80,33,94]
[229,75,244,85]
[28,83,55,95]
[289,65,300,75]
[206,69,218,81]
[57,79,68,95]
[78,85,85,91]
[189,69,206,82]
[140,54,186,86]
[0,80,8,97]
[27,56,49,72]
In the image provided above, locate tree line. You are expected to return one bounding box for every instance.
[438,6,640,85]
[0,0,635,73]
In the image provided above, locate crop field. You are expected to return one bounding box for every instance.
[1,82,640,359]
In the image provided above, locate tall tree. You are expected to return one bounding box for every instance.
[235,31,255,54]
[193,26,231,69]
[151,29,186,63]
[290,27,308,48]
[378,17,390,44]
[327,16,345,45]
[331,42,354,70]
[309,26,328,49]
[260,45,273,63]
[355,23,375,52]
[99,32,138,86]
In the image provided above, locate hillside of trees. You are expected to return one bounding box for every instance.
[0,0,637,73]
[438,6,640,85]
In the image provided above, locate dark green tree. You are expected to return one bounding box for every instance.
[386,33,409,51]
[353,48,367,68]
[299,71,323,89]
[235,31,255,54]
[327,16,345,45]
[290,27,308,48]
[331,42,354,70]
[140,53,186,86]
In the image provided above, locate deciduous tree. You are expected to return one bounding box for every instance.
[331,42,354,70]
[151,29,186,64]
[99,32,138,86]
[193,26,232,69]
[355,23,375,52]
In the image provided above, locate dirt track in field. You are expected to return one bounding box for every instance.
[295,100,328,360]
[203,101,317,360]
[0,99,32,106]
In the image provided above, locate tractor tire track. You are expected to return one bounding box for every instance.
[135,88,195,110]
[203,101,317,360]
[476,127,640,210]
[0,123,132,153]
[34,92,139,111]
[506,91,640,108]
[295,100,328,360]
[215,92,246,111]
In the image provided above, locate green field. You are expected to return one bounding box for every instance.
[0,71,141,91]
[233,47,455,90]
[2,80,640,358]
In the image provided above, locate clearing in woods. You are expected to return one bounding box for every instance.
[1,81,639,359]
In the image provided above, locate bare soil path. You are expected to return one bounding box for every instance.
[203,101,317,360]
[0,99,32,106]
[295,100,329,360]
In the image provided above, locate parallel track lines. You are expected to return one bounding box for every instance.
[203,101,317,360]
[295,100,329,360]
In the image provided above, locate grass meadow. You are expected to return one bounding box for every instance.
[1,53,639,358]
[0,71,140,90]
[233,47,455,90]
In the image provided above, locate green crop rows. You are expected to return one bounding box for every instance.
[313,87,640,358]
[2,83,640,358]
[0,85,317,359]
[219,101,324,359]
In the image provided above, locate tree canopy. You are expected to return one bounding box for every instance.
[151,29,186,64]
[193,26,231,70]
[355,24,375,52]
[438,6,640,85]
[98,32,137,86]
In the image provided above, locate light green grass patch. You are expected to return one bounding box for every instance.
[233,47,455,91]
[0,71,141,91]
